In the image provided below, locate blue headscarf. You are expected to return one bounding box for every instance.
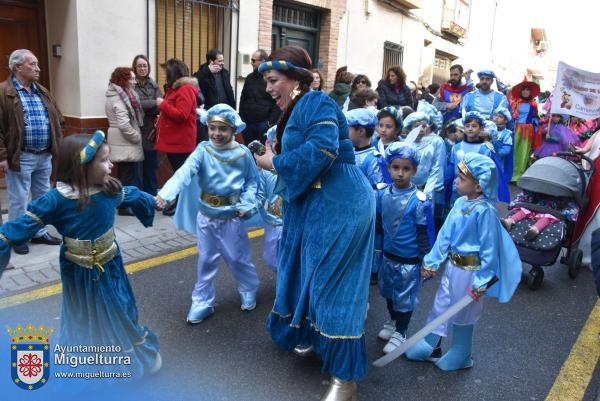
[201,104,246,133]
[265,125,277,144]
[417,100,443,130]
[404,111,430,131]
[458,153,498,203]
[477,70,496,79]
[345,108,377,129]
[384,142,419,167]
[377,106,403,129]
[462,111,486,127]
[80,130,105,164]
[494,107,513,123]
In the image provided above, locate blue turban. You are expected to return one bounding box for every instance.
[494,107,513,123]
[80,130,105,164]
[201,103,246,133]
[377,106,403,129]
[344,108,377,129]
[462,111,486,127]
[477,70,496,79]
[458,153,498,202]
[404,111,430,130]
[384,142,420,167]
[417,100,443,130]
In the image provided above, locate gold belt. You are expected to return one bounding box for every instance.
[267,197,283,217]
[449,252,481,270]
[63,229,118,271]
[201,193,240,207]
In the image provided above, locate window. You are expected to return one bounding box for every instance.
[382,41,404,78]
[156,0,238,86]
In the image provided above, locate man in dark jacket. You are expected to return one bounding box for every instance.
[238,49,280,144]
[193,49,235,110]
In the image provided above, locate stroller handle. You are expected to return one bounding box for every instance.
[554,152,596,176]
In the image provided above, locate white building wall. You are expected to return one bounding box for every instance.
[235,0,260,106]
[46,0,81,117]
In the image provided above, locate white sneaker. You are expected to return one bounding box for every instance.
[377,321,396,341]
[383,331,406,354]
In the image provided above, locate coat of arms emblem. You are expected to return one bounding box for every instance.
[8,324,54,390]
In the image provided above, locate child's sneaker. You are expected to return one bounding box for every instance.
[383,331,406,354]
[377,321,395,341]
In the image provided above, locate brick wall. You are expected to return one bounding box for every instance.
[258,0,348,93]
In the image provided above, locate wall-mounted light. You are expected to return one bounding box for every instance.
[52,45,62,58]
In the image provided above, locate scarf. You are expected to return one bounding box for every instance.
[112,83,144,127]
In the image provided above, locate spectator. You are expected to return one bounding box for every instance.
[421,83,440,104]
[155,59,199,216]
[0,49,63,254]
[349,88,379,111]
[193,49,235,109]
[239,49,280,145]
[436,64,474,124]
[310,68,324,91]
[328,71,353,109]
[132,54,162,196]
[377,65,415,110]
[346,74,372,111]
[105,67,144,216]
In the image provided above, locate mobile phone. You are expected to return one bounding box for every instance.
[248,140,266,156]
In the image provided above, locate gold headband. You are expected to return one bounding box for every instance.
[458,161,478,183]
[207,116,234,128]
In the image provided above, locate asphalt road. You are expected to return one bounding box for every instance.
[0,235,598,401]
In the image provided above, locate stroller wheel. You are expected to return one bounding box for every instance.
[527,266,544,291]
[567,249,583,279]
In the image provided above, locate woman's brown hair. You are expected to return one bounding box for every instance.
[386,65,407,88]
[110,67,133,88]
[268,46,314,153]
[310,68,324,90]
[132,54,151,78]
[56,134,122,210]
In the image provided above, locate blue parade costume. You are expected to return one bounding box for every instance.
[266,90,375,381]
[0,184,161,378]
[257,167,283,272]
[158,104,260,321]
[405,153,521,370]
[461,71,508,120]
[493,107,515,186]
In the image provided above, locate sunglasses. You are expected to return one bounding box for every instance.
[251,58,263,63]
[357,80,367,84]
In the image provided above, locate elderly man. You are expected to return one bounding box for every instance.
[0,49,63,254]
[238,49,280,145]
[460,70,508,120]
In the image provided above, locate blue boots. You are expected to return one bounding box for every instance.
[239,291,257,311]
[186,304,214,324]
[435,324,474,371]
[405,333,442,362]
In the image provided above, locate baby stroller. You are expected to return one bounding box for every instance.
[507,151,595,290]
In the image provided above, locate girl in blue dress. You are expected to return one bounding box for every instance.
[254,46,375,401]
[0,132,161,378]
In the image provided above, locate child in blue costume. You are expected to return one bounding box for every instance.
[345,107,379,187]
[0,132,162,378]
[449,111,509,205]
[364,107,404,284]
[156,104,260,324]
[406,153,521,371]
[403,110,446,226]
[492,107,514,185]
[376,143,433,354]
[258,125,283,272]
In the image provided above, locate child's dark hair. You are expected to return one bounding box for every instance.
[464,117,482,128]
[365,127,375,137]
[377,110,400,129]
[55,134,122,210]
[443,119,459,138]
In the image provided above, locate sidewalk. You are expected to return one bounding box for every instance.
[0,207,198,297]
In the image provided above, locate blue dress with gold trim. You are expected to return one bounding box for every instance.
[0,185,160,378]
[267,91,375,381]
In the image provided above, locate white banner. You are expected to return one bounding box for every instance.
[551,61,600,120]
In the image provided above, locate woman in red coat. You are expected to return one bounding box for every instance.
[155,58,199,215]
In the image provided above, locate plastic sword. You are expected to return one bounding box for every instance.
[372,276,499,367]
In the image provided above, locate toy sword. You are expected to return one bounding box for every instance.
[372,276,499,367]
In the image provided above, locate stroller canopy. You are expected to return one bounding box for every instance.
[517,156,588,206]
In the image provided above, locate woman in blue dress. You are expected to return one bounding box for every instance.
[0,132,161,380]
[254,46,375,401]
